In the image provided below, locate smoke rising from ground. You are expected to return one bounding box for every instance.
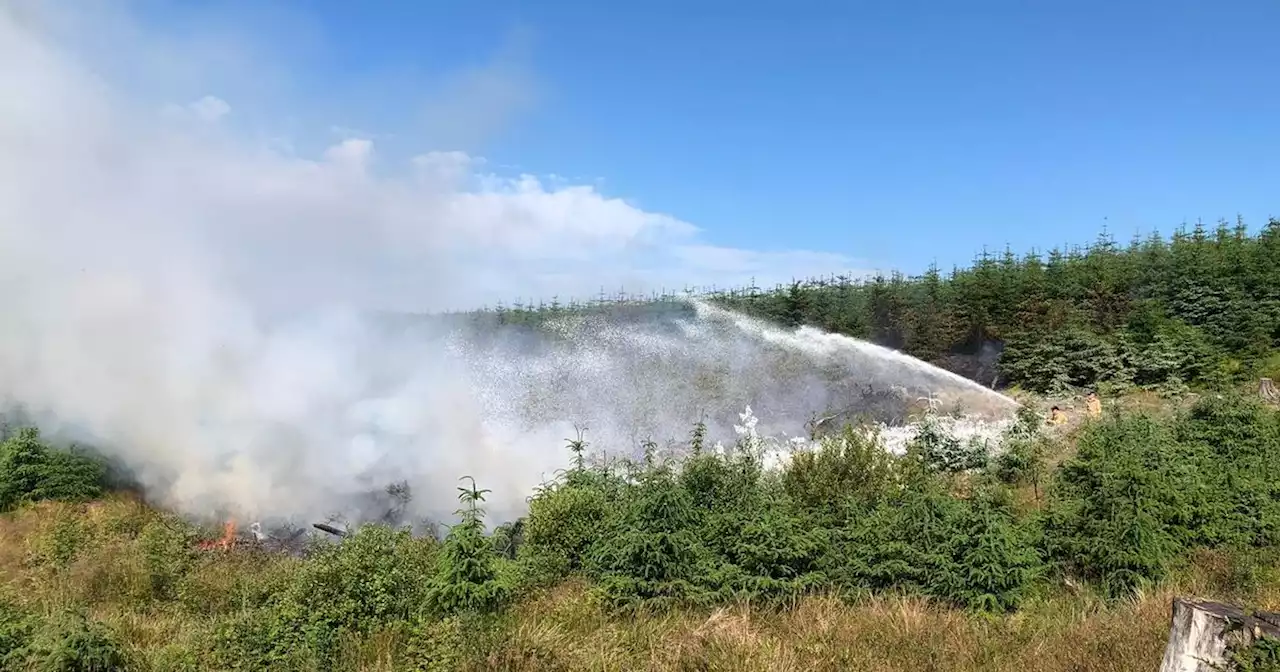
[0,5,1011,527]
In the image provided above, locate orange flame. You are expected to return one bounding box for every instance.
[219,519,237,550]
[198,519,237,551]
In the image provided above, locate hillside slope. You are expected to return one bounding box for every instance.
[4,221,1280,670]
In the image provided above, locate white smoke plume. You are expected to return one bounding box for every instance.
[0,3,1012,528]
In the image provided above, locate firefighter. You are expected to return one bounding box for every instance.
[1084,391,1102,418]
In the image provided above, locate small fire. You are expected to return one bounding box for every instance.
[198,519,238,551]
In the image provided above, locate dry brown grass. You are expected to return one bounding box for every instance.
[462,545,1280,672]
[477,586,1172,672]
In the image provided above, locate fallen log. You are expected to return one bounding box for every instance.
[312,522,348,538]
[1159,597,1280,672]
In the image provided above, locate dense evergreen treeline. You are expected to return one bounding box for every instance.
[463,217,1280,393]
[720,218,1280,392]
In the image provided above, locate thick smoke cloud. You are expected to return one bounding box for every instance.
[0,4,1010,528]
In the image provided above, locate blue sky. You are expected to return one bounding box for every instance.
[47,0,1280,293]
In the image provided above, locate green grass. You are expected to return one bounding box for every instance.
[1,391,1279,670]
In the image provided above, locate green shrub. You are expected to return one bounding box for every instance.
[490,519,523,560]
[909,415,991,474]
[517,435,628,586]
[208,607,318,671]
[937,495,1042,611]
[136,517,197,602]
[287,524,436,631]
[400,613,503,672]
[4,609,126,672]
[585,465,712,610]
[0,600,36,668]
[27,507,89,569]
[209,522,438,668]
[782,426,896,524]
[400,615,467,672]
[519,480,615,579]
[991,406,1050,496]
[1230,635,1280,672]
[691,460,829,605]
[425,478,511,616]
[1041,414,1200,596]
[0,428,106,512]
[827,484,1041,611]
[1175,395,1280,548]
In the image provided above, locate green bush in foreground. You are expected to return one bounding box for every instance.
[510,393,1280,613]
[515,411,1044,613]
[1040,394,1280,597]
[425,478,512,615]
[0,602,126,672]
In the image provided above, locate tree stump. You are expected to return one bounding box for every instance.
[1260,378,1280,404]
[1160,597,1280,672]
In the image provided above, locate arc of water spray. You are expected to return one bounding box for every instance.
[686,299,1018,413]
